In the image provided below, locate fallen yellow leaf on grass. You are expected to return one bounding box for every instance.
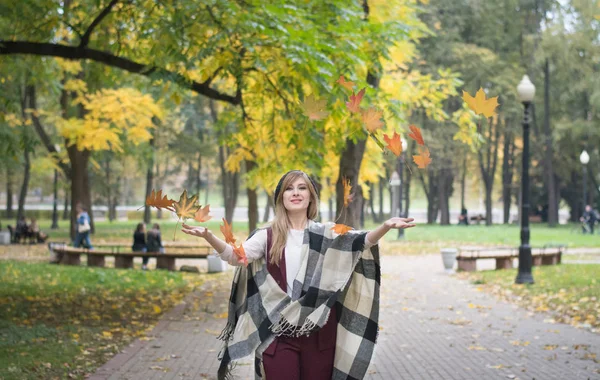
[153,305,162,314]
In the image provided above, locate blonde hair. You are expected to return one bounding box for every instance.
[269,171,319,265]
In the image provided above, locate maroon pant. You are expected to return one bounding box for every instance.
[262,333,335,380]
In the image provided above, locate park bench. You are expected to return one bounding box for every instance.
[49,242,214,271]
[456,244,566,272]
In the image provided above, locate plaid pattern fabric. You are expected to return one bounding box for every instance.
[217,220,380,380]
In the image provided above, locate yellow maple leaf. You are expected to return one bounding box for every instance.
[301,94,329,121]
[462,88,499,118]
[153,305,162,314]
[173,190,199,220]
[361,107,384,132]
[194,204,211,223]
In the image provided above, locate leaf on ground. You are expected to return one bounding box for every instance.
[220,218,236,245]
[543,345,558,350]
[336,75,355,91]
[302,94,329,121]
[468,345,486,351]
[510,340,531,346]
[153,305,162,314]
[346,88,365,113]
[331,224,353,235]
[383,131,403,157]
[194,205,212,223]
[173,190,199,220]
[413,146,432,169]
[407,125,425,146]
[146,189,175,211]
[361,107,384,132]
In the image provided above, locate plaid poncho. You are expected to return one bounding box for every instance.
[217,220,380,380]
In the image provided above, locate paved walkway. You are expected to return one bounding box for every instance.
[91,255,600,380]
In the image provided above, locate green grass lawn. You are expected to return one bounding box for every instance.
[0,261,204,380]
[4,218,598,249]
[465,264,600,330]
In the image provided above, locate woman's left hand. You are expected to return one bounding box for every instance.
[384,217,416,229]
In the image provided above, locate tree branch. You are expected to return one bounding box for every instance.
[79,0,121,48]
[26,85,72,179]
[0,41,241,105]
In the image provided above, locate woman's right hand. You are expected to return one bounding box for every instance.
[181,223,211,239]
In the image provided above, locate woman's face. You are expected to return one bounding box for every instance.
[282,177,311,213]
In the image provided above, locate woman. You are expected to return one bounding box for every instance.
[73,204,92,249]
[146,223,164,254]
[132,223,148,270]
[182,170,415,380]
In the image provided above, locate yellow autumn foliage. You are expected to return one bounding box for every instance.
[56,88,165,152]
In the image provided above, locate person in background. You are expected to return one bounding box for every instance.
[132,223,148,269]
[458,208,469,226]
[580,204,597,234]
[146,223,164,254]
[29,218,48,243]
[73,204,93,249]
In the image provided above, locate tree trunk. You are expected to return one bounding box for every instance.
[543,59,558,226]
[335,138,367,227]
[16,150,31,222]
[369,182,379,223]
[219,145,239,223]
[404,161,412,218]
[263,191,272,223]
[502,128,515,224]
[245,160,259,233]
[63,190,69,220]
[105,157,112,222]
[419,167,439,224]
[460,156,467,211]
[378,177,384,221]
[6,167,14,219]
[477,117,501,226]
[327,178,334,221]
[69,147,93,240]
[143,138,155,224]
[438,167,453,225]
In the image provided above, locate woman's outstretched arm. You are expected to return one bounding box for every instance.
[181,223,228,252]
[366,217,416,244]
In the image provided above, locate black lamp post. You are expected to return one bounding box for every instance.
[580,149,590,212]
[515,75,535,285]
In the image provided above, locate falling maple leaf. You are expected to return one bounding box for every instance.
[383,131,403,157]
[462,88,499,118]
[301,94,329,121]
[413,147,432,169]
[220,218,236,245]
[145,189,175,211]
[232,244,248,266]
[194,204,212,223]
[361,107,384,132]
[173,190,199,220]
[407,125,425,146]
[342,177,352,207]
[346,88,366,113]
[336,75,355,91]
[331,224,353,235]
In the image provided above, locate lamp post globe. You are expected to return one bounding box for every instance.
[515,75,535,285]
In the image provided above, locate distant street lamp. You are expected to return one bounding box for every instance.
[515,75,535,285]
[398,137,408,239]
[51,144,61,229]
[580,149,590,212]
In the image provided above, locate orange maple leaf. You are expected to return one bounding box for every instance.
[383,132,403,157]
[361,107,384,132]
[220,218,236,245]
[331,224,353,235]
[413,147,432,169]
[462,88,499,118]
[173,190,199,220]
[346,88,366,113]
[336,75,355,91]
[145,189,175,211]
[342,177,353,207]
[301,94,329,121]
[407,125,425,146]
[194,204,212,223]
[232,244,248,266]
